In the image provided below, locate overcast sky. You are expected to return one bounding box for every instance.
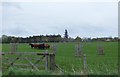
[1,2,118,38]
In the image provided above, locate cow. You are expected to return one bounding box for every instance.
[29,43,50,49]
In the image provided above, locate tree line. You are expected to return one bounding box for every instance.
[0,34,119,43]
[0,34,63,43]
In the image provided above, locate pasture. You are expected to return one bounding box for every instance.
[1,42,118,75]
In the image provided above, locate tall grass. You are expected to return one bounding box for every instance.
[2,42,118,75]
[0,71,2,77]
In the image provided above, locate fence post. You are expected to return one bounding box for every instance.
[52,44,57,54]
[10,43,18,52]
[45,50,48,71]
[75,43,82,57]
[83,54,88,75]
[83,54,87,69]
[0,51,1,74]
[97,44,104,55]
[49,53,55,70]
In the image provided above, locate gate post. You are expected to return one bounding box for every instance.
[45,50,48,71]
[49,53,55,70]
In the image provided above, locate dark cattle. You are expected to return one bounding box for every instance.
[44,44,50,49]
[29,43,50,49]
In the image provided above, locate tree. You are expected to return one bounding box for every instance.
[75,36,82,42]
[64,29,68,42]
[0,36,2,43]
[64,29,68,39]
[2,35,9,43]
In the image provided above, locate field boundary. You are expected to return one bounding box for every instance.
[1,51,55,72]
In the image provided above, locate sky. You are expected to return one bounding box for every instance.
[0,1,118,38]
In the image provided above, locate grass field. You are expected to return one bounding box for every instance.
[1,42,118,75]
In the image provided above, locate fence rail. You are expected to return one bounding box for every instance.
[1,52,54,55]
[1,51,55,72]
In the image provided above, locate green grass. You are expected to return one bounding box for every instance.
[1,42,118,75]
[0,71,1,77]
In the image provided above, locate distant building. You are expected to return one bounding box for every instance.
[105,39,111,42]
[82,37,92,42]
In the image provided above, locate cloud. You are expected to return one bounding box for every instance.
[2,2,22,10]
[1,2,118,38]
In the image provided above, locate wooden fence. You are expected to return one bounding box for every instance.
[97,46,104,55]
[75,43,83,57]
[10,43,18,52]
[1,51,55,72]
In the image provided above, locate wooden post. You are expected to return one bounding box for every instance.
[83,54,87,69]
[97,42,104,55]
[49,53,55,70]
[52,45,57,54]
[10,43,18,52]
[75,43,82,57]
[83,54,87,75]
[45,50,48,71]
[98,46,104,55]
[0,51,2,73]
